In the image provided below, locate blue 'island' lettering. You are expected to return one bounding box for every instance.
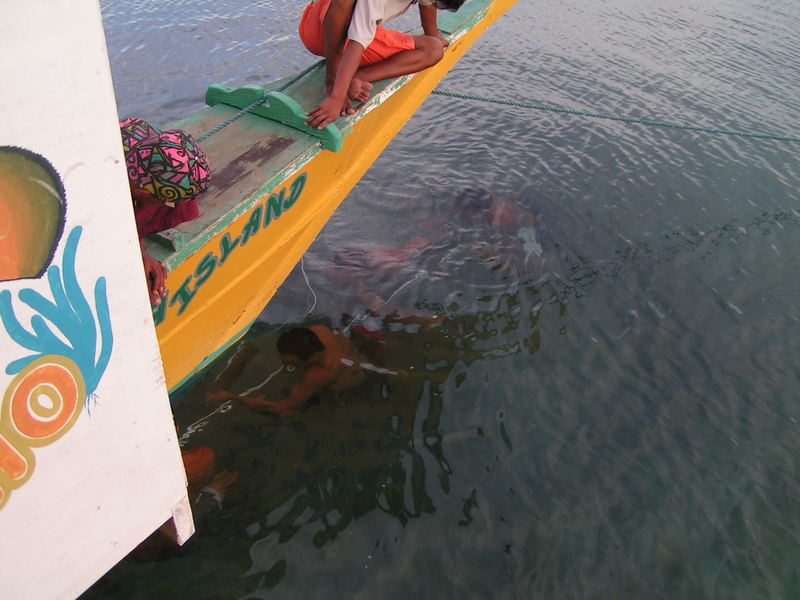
[157,172,307,323]
[264,190,284,226]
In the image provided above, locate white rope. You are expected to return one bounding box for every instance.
[340,358,399,376]
[384,270,427,304]
[212,341,246,383]
[179,365,284,446]
[300,256,318,314]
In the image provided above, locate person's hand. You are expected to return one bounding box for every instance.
[306,96,344,130]
[142,252,167,305]
[242,395,295,418]
[206,390,233,406]
[434,31,450,48]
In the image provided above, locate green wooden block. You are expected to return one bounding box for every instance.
[204,85,343,152]
[205,84,265,108]
[255,92,343,152]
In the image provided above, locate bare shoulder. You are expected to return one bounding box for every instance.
[310,324,334,338]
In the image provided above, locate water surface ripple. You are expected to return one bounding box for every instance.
[88,0,800,598]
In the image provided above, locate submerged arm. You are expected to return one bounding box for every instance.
[210,366,334,417]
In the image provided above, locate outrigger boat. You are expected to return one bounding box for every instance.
[151,0,520,393]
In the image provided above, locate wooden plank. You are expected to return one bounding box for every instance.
[0,2,191,598]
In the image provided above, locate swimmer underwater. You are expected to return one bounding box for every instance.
[208,325,377,417]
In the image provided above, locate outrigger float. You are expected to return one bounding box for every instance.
[152,0,520,394]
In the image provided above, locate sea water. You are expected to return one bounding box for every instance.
[87,0,800,598]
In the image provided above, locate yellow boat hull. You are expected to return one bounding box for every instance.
[153,0,520,392]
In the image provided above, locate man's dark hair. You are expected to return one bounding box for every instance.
[277,327,324,361]
[433,0,465,11]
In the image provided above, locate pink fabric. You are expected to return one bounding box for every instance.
[120,117,211,203]
[134,198,200,237]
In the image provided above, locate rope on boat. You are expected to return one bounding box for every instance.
[197,61,321,143]
[300,256,318,314]
[431,89,800,143]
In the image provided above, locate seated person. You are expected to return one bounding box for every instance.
[120,117,211,306]
[300,0,465,129]
[209,325,368,417]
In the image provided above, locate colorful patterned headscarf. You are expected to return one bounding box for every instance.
[120,117,211,203]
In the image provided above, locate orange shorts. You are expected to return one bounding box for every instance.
[181,446,216,488]
[299,0,416,66]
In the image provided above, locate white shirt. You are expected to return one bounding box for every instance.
[348,0,434,49]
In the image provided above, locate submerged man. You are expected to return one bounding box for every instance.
[210,325,368,417]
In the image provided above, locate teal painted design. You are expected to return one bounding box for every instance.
[153,172,308,326]
[0,226,114,403]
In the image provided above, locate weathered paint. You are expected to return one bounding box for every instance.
[0,226,113,509]
[0,2,192,598]
[153,173,307,324]
[153,0,521,392]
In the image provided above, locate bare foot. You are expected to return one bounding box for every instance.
[341,96,355,116]
[348,77,373,105]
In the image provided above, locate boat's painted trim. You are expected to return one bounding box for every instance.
[167,320,257,403]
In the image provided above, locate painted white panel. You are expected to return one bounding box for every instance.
[0,2,193,599]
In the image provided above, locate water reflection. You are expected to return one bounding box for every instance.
[83,204,800,598]
[167,301,541,591]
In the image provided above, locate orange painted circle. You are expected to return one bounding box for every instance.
[27,383,62,420]
[8,357,84,442]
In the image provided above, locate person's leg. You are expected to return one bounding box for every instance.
[323,0,357,85]
[357,33,444,83]
[298,0,331,56]
[303,0,372,112]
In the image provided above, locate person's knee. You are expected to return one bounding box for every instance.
[420,36,444,66]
